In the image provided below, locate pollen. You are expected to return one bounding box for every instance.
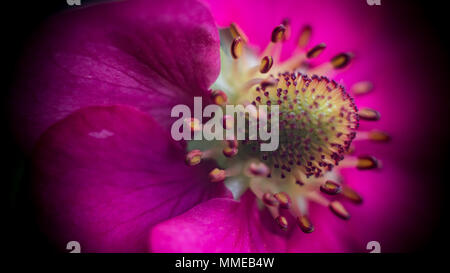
[231,36,243,59]
[185,150,203,166]
[331,52,353,69]
[271,25,286,43]
[210,90,228,106]
[260,56,274,74]
[306,43,327,59]
[297,215,314,233]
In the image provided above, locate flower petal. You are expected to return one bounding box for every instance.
[12,0,220,151]
[32,105,229,252]
[150,191,288,252]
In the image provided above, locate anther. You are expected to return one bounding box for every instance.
[231,36,243,59]
[223,146,238,158]
[331,52,353,69]
[281,18,291,40]
[358,108,381,121]
[298,25,312,48]
[368,130,391,142]
[351,81,373,96]
[274,192,291,209]
[185,150,203,166]
[271,25,286,43]
[209,168,226,183]
[329,201,350,220]
[259,56,274,73]
[210,90,228,106]
[341,186,363,204]
[183,117,201,132]
[297,216,314,233]
[230,22,248,43]
[276,216,289,230]
[320,180,342,195]
[262,192,278,206]
[226,138,239,149]
[260,78,277,89]
[306,43,326,59]
[249,162,270,176]
[356,155,379,170]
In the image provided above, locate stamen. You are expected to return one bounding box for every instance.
[259,56,274,74]
[230,22,249,43]
[356,130,391,142]
[358,108,381,121]
[209,168,226,183]
[210,90,228,106]
[274,192,291,209]
[260,25,286,58]
[339,155,379,170]
[320,180,342,195]
[351,81,373,96]
[281,18,291,40]
[341,186,363,204]
[271,25,286,63]
[223,146,239,157]
[259,78,278,89]
[298,25,312,49]
[238,78,265,94]
[183,117,201,132]
[276,215,289,230]
[185,150,203,166]
[329,201,350,220]
[356,155,379,170]
[231,36,243,59]
[330,52,353,69]
[306,43,327,59]
[262,192,278,206]
[368,130,391,142]
[227,138,239,149]
[310,53,353,75]
[271,25,286,43]
[297,215,314,233]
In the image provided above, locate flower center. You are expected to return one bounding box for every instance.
[184,20,387,233]
[243,73,358,179]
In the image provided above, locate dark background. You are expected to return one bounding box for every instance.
[2,0,448,254]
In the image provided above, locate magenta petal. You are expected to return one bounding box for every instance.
[32,105,229,252]
[150,191,289,252]
[12,0,220,151]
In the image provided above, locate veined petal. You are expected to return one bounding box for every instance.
[32,105,229,252]
[150,191,289,252]
[11,0,220,151]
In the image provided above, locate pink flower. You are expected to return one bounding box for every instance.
[11,0,437,252]
[152,0,439,252]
